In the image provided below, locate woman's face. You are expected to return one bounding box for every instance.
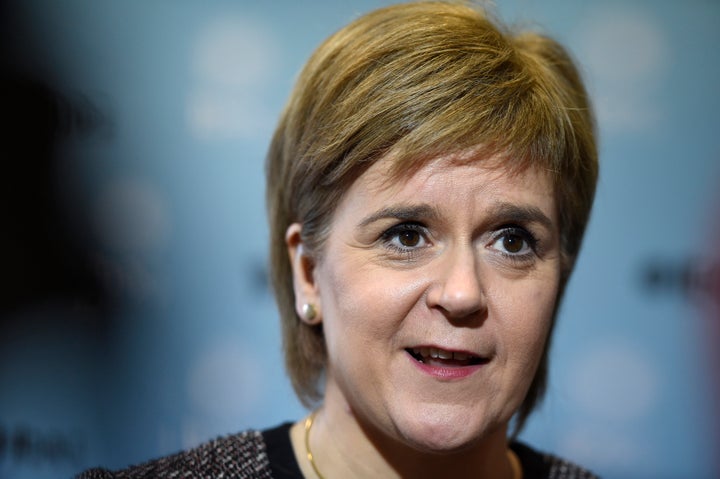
[293,152,561,453]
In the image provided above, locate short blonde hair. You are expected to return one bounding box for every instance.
[266,1,598,433]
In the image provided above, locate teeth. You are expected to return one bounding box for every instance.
[412,347,475,361]
[437,349,452,359]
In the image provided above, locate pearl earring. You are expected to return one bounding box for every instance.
[302,303,317,322]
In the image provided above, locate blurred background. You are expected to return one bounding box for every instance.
[1,0,718,478]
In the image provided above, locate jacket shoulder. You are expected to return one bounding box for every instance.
[512,441,599,479]
[76,430,273,479]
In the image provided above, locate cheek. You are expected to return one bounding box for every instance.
[525,288,556,356]
[317,258,428,349]
[492,278,558,358]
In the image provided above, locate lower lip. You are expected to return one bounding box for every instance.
[407,352,485,380]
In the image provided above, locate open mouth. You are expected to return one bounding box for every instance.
[406,347,489,367]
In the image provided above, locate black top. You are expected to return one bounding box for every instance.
[77,422,598,478]
[263,423,303,478]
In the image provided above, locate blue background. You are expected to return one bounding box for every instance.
[1,1,719,478]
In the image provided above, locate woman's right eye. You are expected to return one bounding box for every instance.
[397,229,421,247]
[380,223,429,253]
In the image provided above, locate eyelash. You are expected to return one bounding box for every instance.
[489,225,539,262]
[380,222,430,256]
[379,223,540,262]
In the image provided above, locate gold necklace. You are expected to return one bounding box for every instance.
[304,410,326,479]
[508,448,523,479]
[304,411,522,479]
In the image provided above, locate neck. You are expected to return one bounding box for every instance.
[296,387,516,479]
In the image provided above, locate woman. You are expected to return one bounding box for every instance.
[80,1,598,478]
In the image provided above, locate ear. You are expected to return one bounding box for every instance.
[286,223,322,324]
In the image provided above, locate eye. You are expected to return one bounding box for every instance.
[381,223,429,253]
[499,233,525,253]
[490,227,536,257]
[397,229,421,247]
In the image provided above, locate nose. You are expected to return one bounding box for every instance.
[426,244,485,320]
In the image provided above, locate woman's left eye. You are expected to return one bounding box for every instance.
[490,227,536,256]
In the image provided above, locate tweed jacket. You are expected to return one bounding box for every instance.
[77,423,598,479]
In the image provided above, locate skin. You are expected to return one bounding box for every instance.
[287,151,562,478]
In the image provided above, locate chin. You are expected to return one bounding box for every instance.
[392,410,502,454]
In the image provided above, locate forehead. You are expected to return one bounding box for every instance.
[343,152,556,212]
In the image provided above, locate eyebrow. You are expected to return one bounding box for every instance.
[356,201,555,231]
[487,202,555,231]
[358,204,440,227]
